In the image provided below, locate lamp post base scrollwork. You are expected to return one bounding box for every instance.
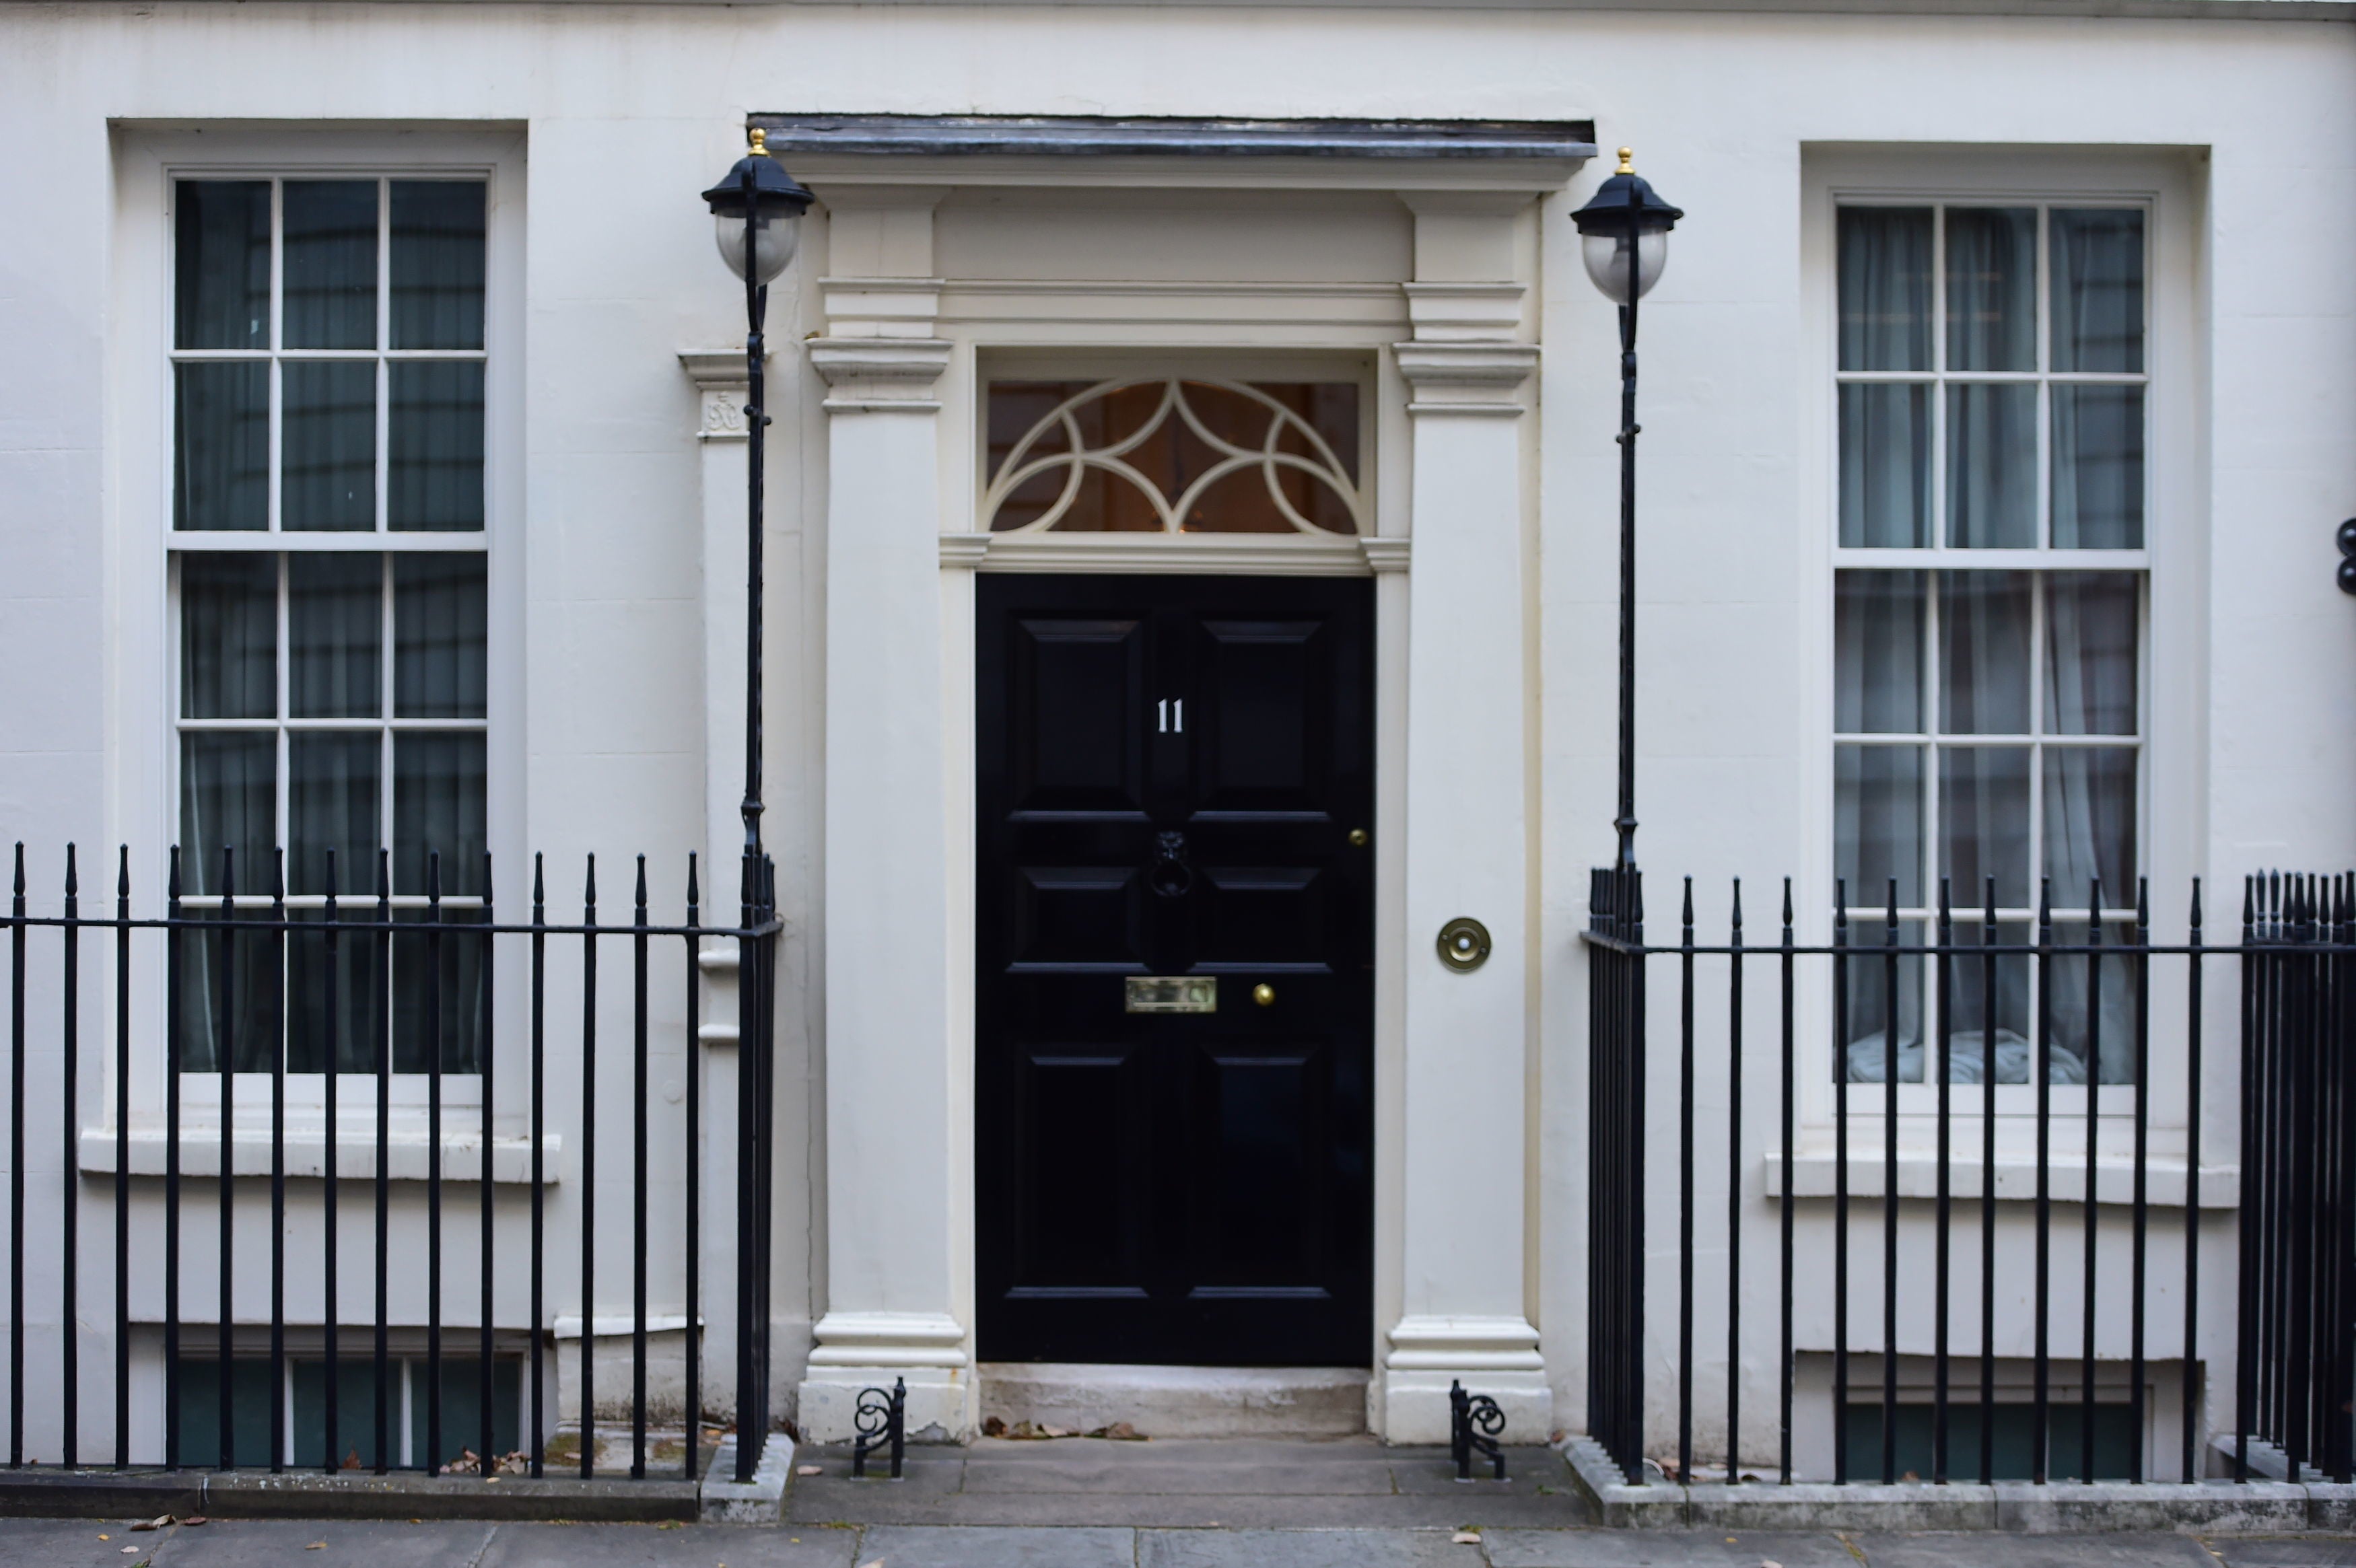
[850,1376,908,1480]
[1449,1379,1508,1481]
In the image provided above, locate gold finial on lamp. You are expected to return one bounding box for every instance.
[749,127,770,158]
[1617,145,1634,174]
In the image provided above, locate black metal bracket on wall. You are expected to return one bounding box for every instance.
[2337,520,2356,596]
[1449,1380,1507,1481]
[850,1376,907,1480]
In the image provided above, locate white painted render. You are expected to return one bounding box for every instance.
[0,0,2351,1472]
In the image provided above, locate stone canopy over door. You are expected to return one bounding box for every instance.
[722,114,1594,1444]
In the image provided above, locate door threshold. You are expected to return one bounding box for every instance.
[977,1363,1369,1439]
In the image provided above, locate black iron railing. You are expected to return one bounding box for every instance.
[1584,863,2356,1488]
[1,841,779,1483]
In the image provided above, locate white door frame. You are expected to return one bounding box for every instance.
[750,148,1582,1444]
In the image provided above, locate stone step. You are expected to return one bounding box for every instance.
[977,1364,1371,1439]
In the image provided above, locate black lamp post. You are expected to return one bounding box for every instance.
[1571,147,1682,874]
[700,126,812,1483]
[701,128,815,916]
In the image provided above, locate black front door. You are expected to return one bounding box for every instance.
[975,574,1374,1367]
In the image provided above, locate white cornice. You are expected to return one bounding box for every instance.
[807,337,953,409]
[1392,342,1539,407]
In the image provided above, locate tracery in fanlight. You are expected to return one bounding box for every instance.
[982,379,1366,536]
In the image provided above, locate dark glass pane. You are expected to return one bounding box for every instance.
[176,730,279,1075]
[2050,385,2144,549]
[2050,209,2145,373]
[390,182,486,351]
[393,554,487,718]
[283,180,378,350]
[1945,384,2037,548]
[388,361,484,532]
[2048,919,2141,1085]
[289,732,379,896]
[181,553,277,719]
[174,917,283,1075]
[1945,208,2036,373]
[180,731,276,896]
[393,732,486,896]
[1938,571,2032,734]
[283,361,377,532]
[1836,743,1923,911]
[291,1357,400,1468]
[2045,573,2139,736]
[287,912,384,1076]
[174,180,269,350]
[1837,207,1933,371]
[1943,921,2033,1083]
[1834,570,1924,734]
[170,1358,279,1466]
[1840,920,1923,1083]
[1838,384,1930,547]
[174,362,269,531]
[289,553,382,718]
[392,910,485,1075]
[410,1357,520,1470]
[1939,748,2031,908]
[2044,747,2136,908]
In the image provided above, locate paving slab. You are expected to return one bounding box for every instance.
[1850,1533,2216,1566]
[137,1517,496,1567]
[2205,1540,2356,1568]
[1140,1527,1478,1568]
[852,1526,1137,1568]
[477,1522,861,1567]
[1390,1452,1573,1497]
[1480,1528,1859,1567]
[0,1518,195,1567]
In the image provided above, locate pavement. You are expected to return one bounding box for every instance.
[7,1437,2356,1566]
[6,1519,2355,1568]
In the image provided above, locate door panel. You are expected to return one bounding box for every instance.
[977,575,1374,1367]
[1006,616,1149,818]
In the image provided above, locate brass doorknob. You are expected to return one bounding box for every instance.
[1347,828,1369,847]
[1252,983,1276,1007]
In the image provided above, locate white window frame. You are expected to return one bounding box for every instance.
[1798,149,2205,1158]
[109,127,526,1137]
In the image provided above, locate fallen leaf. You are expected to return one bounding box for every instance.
[129,1517,170,1532]
[97,1536,109,1542]
[343,1447,361,1470]
[306,1544,326,1552]
[859,1560,884,1568]
[1451,1532,1481,1545]
[796,1464,823,1476]
[121,1548,139,1557]
[179,1516,208,1526]
[1764,1560,1784,1568]
[981,1416,1007,1437]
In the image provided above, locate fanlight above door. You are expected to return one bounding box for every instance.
[983,378,1366,536]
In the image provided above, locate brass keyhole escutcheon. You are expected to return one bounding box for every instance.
[1252,983,1276,1007]
[1436,917,1492,973]
[1347,828,1369,847]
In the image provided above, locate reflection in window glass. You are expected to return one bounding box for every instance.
[985,380,1361,534]
[1834,199,2147,1085]
[172,174,494,1081]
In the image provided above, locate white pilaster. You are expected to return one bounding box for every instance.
[797,185,974,1441]
[1380,192,1548,1444]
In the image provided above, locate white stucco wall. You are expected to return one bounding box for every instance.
[0,0,2351,1468]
